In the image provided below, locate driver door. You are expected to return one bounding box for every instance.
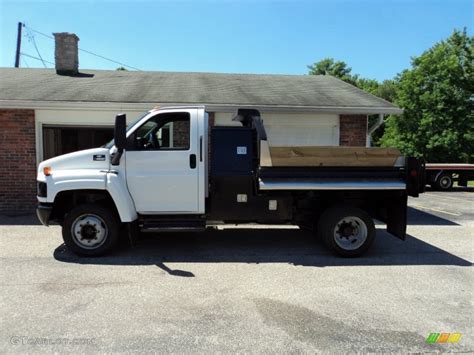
[125,109,200,214]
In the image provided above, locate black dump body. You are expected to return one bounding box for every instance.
[208,109,425,239]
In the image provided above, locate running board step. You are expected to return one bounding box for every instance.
[139,219,206,233]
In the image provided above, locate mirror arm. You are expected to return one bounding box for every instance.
[111,148,123,166]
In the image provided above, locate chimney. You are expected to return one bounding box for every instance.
[53,32,79,75]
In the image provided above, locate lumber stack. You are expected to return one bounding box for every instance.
[269,146,402,167]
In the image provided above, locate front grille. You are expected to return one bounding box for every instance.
[37,181,47,197]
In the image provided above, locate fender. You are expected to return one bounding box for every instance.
[40,169,107,204]
[39,169,137,223]
[106,172,138,222]
[433,169,445,182]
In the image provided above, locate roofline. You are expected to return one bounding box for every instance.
[0,100,403,115]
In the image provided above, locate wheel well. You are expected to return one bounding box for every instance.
[51,190,119,223]
[293,190,405,226]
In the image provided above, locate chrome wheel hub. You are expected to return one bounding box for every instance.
[333,216,368,251]
[71,214,108,250]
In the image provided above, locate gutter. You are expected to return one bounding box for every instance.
[366,114,385,147]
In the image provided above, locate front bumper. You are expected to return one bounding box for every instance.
[36,203,53,226]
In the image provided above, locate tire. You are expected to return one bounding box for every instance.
[317,207,375,257]
[435,173,453,191]
[62,204,120,257]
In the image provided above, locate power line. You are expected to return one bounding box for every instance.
[20,52,54,66]
[76,47,141,71]
[24,26,54,40]
[24,26,47,68]
[24,24,141,71]
[21,56,29,68]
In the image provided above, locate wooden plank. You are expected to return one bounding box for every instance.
[269,146,402,167]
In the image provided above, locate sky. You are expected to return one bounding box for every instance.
[0,0,472,81]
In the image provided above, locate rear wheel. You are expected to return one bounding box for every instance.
[317,207,375,257]
[62,204,120,256]
[435,173,453,191]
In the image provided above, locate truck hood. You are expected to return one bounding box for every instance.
[38,148,111,177]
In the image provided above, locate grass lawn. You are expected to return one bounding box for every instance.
[454,180,474,187]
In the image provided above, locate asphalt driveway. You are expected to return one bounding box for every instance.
[1,188,472,353]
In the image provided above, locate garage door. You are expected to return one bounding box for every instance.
[43,126,114,160]
[214,112,339,146]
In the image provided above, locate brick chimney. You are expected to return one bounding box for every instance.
[53,32,79,75]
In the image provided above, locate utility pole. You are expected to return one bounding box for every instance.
[14,22,22,68]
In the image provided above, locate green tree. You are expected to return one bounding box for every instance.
[381,29,474,163]
[116,66,128,71]
[357,79,398,145]
[307,58,358,85]
[357,78,397,103]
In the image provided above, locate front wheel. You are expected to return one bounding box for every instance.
[317,207,375,257]
[62,204,120,256]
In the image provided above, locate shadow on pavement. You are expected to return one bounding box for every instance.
[407,207,459,226]
[54,227,472,271]
[0,214,40,225]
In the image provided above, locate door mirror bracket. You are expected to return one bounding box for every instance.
[111,113,127,166]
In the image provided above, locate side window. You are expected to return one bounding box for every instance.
[128,112,190,151]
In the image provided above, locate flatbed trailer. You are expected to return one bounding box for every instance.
[36,106,425,257]
[425,163,474,190]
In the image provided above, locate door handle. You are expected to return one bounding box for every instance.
[199,136,203,162]
[189,154,196,169]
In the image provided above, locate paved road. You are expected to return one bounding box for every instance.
[1,189,472,353]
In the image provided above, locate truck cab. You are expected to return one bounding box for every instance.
[37,106,424,257]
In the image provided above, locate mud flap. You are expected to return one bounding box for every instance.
[386,194,408,240]
[406,157,426,196]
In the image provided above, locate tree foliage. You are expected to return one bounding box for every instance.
[381,29,473,163]
[308,58,358,85]
[308,29,474,162]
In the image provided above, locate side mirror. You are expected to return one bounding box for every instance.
[111,113,126,166]
[114,113,127,149]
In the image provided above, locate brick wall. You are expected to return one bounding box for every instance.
[170,113,215,149]
[339,115,367,146]
[208,112,215,127]
[172,120,190,148]
[0,109,37,214]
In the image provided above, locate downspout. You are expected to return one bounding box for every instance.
[366,113,384,147]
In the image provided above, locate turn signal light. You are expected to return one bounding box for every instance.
[43,166,52,176]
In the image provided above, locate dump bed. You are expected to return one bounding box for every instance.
[257,146,423,196]
[230,108,425,196]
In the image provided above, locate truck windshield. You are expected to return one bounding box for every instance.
[103,111,150,149]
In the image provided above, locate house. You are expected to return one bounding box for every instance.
[0,33,401,215]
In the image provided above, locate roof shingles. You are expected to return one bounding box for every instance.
[0,68,400,113]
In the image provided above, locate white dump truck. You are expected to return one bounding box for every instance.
[36,106,425,257]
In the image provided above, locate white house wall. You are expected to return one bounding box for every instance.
[214,112,340,147]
